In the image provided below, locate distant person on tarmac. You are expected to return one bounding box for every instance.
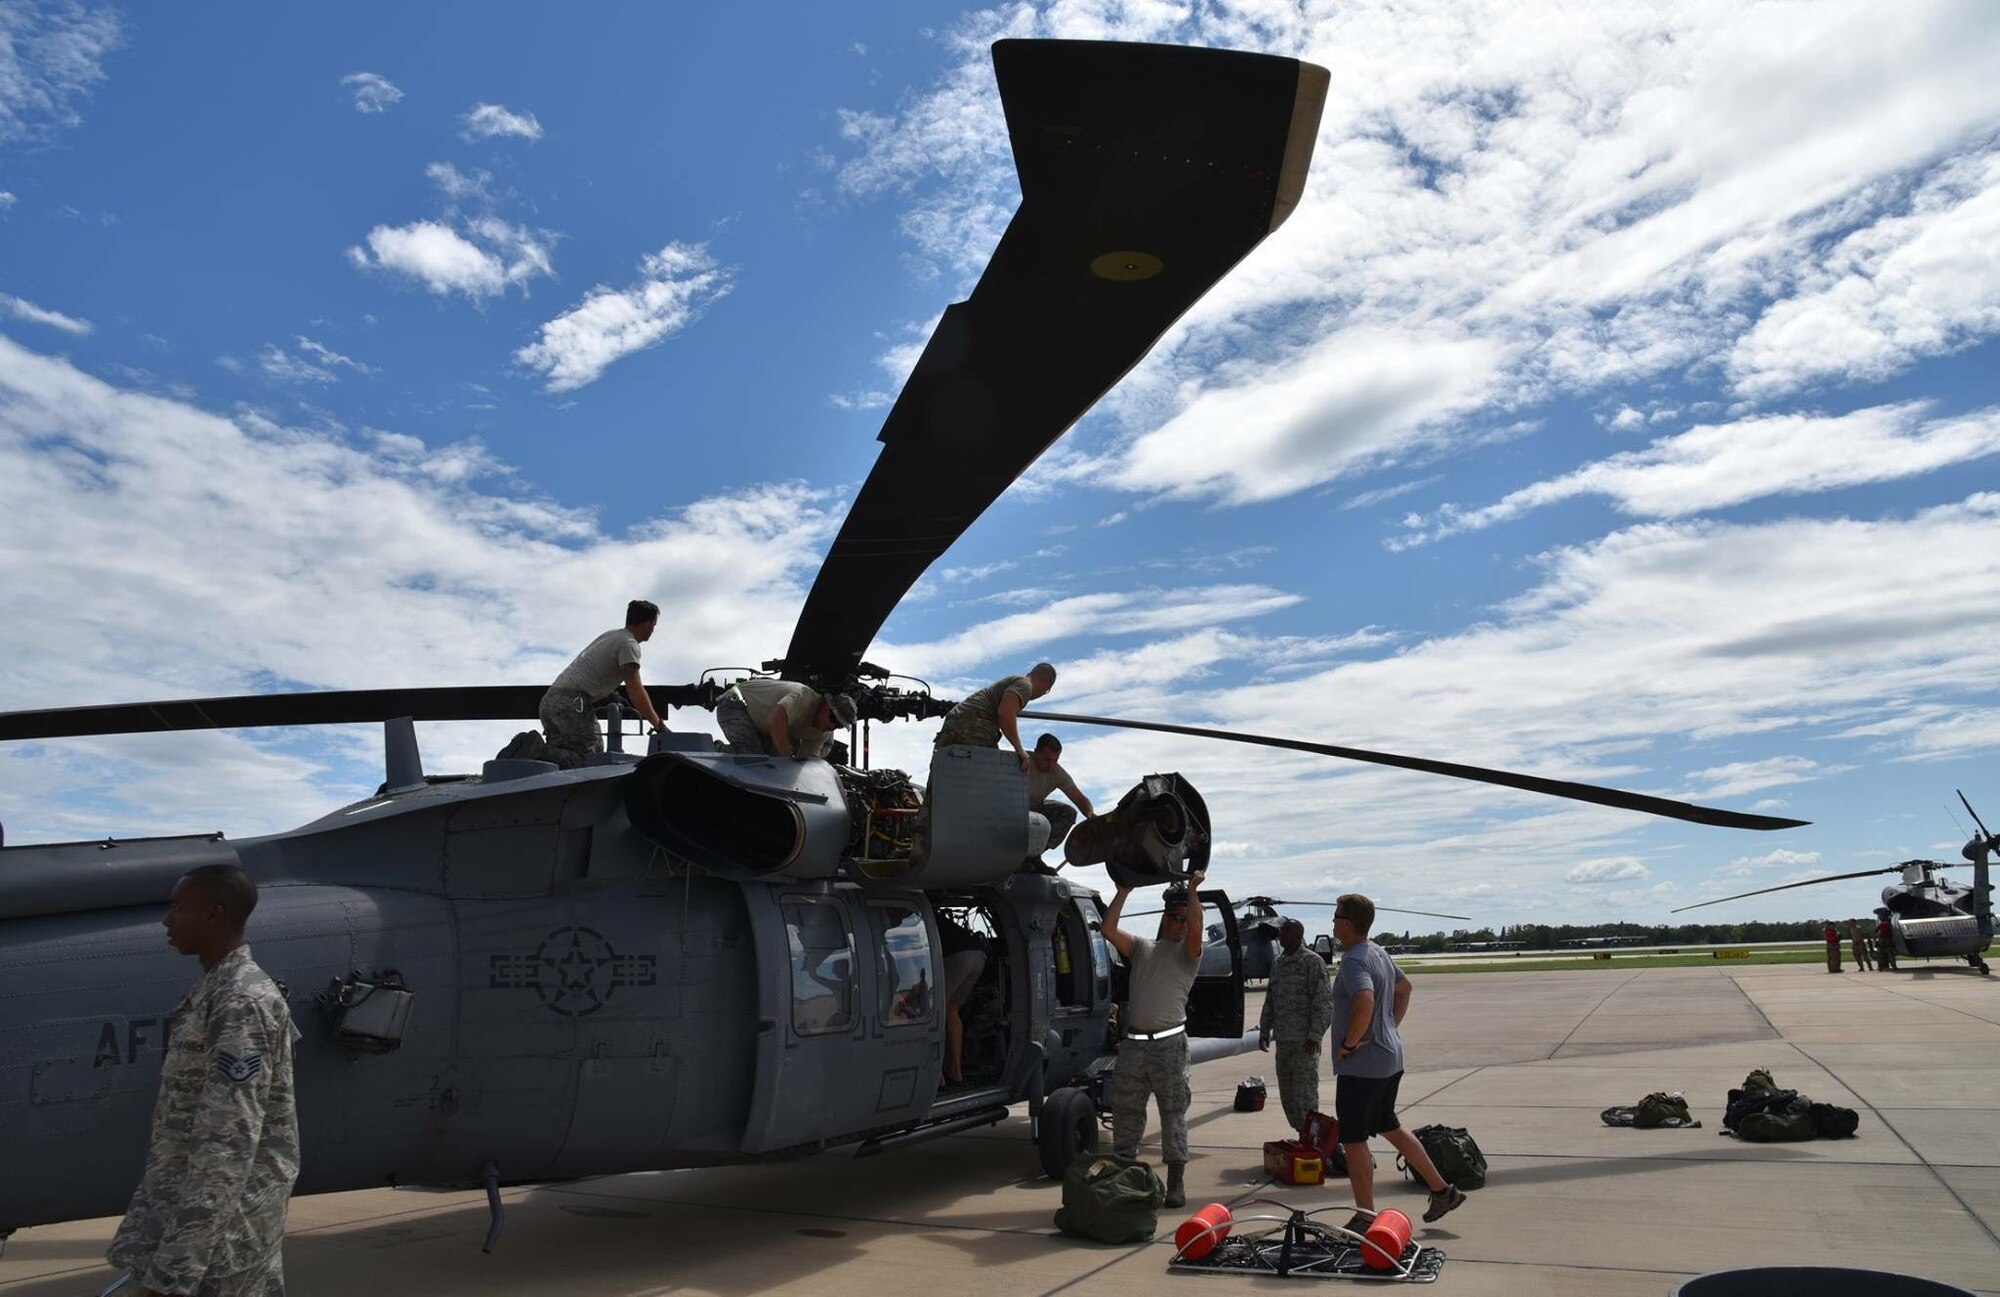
[1824,921,1842,973]
[1876,911,1899,971]
[1259,917,1333,1132]
[1330,893,1466,1232]
[1847,919,1874,972]
[537,600,666,768]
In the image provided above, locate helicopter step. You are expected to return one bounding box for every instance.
[853,1105,1009,1158]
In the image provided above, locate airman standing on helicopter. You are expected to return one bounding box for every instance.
[934,663,1056,770]
[1101,873,1205,1209]
[537,600,666,768]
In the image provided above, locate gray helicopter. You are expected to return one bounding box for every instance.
[1124,896,1471,979]
[1674,791,1996,974]
[0,39,1809,1252]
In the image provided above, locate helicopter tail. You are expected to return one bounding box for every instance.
[1960,791,1995,938]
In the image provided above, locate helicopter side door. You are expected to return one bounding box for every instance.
[1185,888,1245,1038]
[740,884,940,1153]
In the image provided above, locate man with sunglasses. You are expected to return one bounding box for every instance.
[1101,872,1206,1208]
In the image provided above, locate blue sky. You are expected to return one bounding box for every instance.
[3,0,1998,930]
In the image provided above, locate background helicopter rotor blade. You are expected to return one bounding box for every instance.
[1023,710,1809,832]
[776,41,1329,687]
[1959,789,1996,844]
[0,684,721,740]
[1668,864,1915,914]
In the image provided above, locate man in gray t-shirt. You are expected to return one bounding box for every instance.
[537,600,665,768]
[1101,872,1205,1208]
[1329,893,1466,1229]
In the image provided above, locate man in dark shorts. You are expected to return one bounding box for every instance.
[1330,893,1466,1229]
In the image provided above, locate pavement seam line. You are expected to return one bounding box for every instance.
[1545,970,1644,1059]
[1827,970,2000,1030]
[1789,1040,2000,1253]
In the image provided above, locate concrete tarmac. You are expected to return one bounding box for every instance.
[5,962,1997,1295]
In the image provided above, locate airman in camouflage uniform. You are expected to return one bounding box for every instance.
[1101,874,1206,1208]
[933,663,1056,767]
[109,865,299,1297]
[1258,918,1333,1131]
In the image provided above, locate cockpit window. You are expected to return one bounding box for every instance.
[874,903,935,1026]
[783,898,855,1036]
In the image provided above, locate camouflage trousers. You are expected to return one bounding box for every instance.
[1275,1039,1322,1131]
[120,1250,284,1297]
[715,698,777,756]
[1112,1032,1190,1166]
[1036,801,1079,849]
[538,687,602,770]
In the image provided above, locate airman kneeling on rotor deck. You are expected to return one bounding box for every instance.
[1026,733,1093,850]
[536,600,667,769]
[933,663,1056,769]
[1101,875,1205,1208]
[109,865,299,1297]
[716,678,856,759]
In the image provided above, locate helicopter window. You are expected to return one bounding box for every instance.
[874,903,935,1026]
[782,898,856,1036]
[1072,897,1111,997]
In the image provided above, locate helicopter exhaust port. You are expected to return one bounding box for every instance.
[1063,772,1211,890]
[623,751,852,881]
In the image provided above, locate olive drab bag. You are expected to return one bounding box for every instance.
[1053,1153,1164,1243]
[1401,1124,1486,1191]
[1634,1092,1699,1129]
[1737,1109,1817,1142]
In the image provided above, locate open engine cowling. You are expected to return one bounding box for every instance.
[1062,772,1210,889]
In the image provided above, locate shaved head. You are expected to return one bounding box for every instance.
[181,863,258,928]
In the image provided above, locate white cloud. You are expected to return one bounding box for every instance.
[340,71,402,114]
[424,160,492,202]
[348,217,554,300]
[1397,403,2000,546]
[257,336,371,385]
[460,102,542,142]
[1,290,90,334]
[1731,150,2000,397]
[1565,857,1651,884]
[514,242,732,392]
[0,335,842,840]
[0,191,15,210]
[0,0,120,142]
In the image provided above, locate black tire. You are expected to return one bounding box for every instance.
[1038,1086,1100,1180]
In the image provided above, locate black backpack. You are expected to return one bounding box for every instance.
[1808,1102,1860,1138]
[1723,1086,1806,1133]
[1400,1124,1486,1191]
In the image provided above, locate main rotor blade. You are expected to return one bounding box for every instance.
[779,40,1329,687]
[1960,790,1995,843]
[0,684,716,741]
[1267,900,1472,922]
[1668,865,1908,914]
[1024,711,1810,832]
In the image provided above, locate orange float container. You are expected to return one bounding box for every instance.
[1360,1207,1413,1271]
[1175,1203,1233,1259]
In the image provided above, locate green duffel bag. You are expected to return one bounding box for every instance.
[1737,1109,1817,1142]
[1634,1092,1700,1129]
[1403,1124,1487,1191]
[1053,1153,1163,1243]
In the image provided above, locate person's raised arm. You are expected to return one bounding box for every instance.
[1183,871,1206,960]
[622,663,665,731]
[1392,971,1414,1026]
[1101,885,1136,959]
[998,689,1029,769]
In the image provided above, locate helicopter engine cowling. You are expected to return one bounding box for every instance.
[1063,772,1211,890]
[624,751,852,881]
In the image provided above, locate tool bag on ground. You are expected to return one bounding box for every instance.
[1601,1091,1701,1128]
[1399,1124,1486,1190]
[1808,1101,1861,1138]
[1737,1108,1817,1141]
[1053,1153,1164,1243]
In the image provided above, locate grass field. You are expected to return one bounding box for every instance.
[1404,949,1827,973]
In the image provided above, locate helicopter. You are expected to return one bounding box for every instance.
[0,38,1810,1252]
[1673,791,1996,975]
[1125,896,1471,979]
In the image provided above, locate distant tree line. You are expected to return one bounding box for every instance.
[1378,919,1833,953]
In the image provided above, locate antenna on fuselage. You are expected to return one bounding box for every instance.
[385,717,424,793]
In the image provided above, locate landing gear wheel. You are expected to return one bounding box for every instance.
[1038,1085,1100,1179]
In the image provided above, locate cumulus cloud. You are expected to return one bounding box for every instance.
[1396,403,2000,546]
[1565,857,1651,884]
[0,191,15,211]
[0,335,841,840]
[0,0,120,143]
[348,217,554,300]
[1,290,89,334]
[460,102,542,141]
[340,71,402,114]
[514,242,732,392]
